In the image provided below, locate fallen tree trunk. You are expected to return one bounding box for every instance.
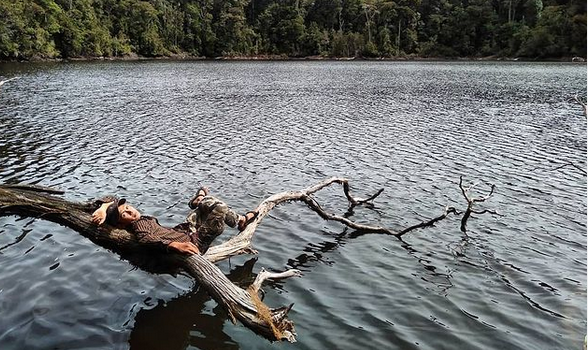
[0,177,495,342]
[0,184,299,341]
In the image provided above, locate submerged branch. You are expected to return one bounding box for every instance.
[0,184,65,195]
[550,161,588,176]
[574,94,587,116]
[458,176,497,233]
[0,76,19,88]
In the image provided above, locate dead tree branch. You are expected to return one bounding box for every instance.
[398,206,460,237]
[458,176,496,233]
[204,177,386,263]
[250,268,303,294]
[0,184,65,195]
[0,76,19,88]
[550,161,587,176]
[574,94,587,116]
[206,177,458,265]
[0,177,490,342]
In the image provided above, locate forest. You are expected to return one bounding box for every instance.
[0,0,586,61]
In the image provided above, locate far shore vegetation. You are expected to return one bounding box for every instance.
[0,0,586,62]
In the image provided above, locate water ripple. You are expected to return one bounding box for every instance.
[0,61,585,350]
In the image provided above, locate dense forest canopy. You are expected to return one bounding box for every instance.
[0,0,585,60]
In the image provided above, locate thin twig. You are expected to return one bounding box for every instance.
[550,161,587,175]
[471,209,501,216]
[398,206,460,237]
[472,184,495,203]
[0,76,19,87]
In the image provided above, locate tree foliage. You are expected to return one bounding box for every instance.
[0,0,584,60]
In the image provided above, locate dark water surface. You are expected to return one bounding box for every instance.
[0,61,585,350]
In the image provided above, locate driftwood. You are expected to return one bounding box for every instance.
[574,94,587,116]
[0,76,19,89]
[0,177,494,342]
[458,176,498,233]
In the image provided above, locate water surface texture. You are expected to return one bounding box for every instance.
[0,61,586,350]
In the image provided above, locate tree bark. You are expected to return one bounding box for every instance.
[0,184,298,341]
[0,177,493,342]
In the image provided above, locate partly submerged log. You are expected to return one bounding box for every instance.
[0,183,298,341]
[0,177,495,342]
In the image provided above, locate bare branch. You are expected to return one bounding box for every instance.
[398,206,460,237]
[471,209,501,216]
[459,176,468,201]
[0,76,19,87]
[206,177,465,263]
[472,184,495,203]
[459,177,495,204]
[342,181,384,206]
[300,194,395,234]
[0,177,498,342]
[574,94,587,116]
[250,268,303,293]
[550,161,587,175]
[205,177,388,262]
[458,177,496,233]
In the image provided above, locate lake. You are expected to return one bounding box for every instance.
[0,60,586,350]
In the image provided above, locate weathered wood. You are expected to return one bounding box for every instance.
[458,176,497,233]
[0,177,493,342]
[0,185,298,341]
[0,76,19,88]
[204,177,385,262]
[574,94,587,116]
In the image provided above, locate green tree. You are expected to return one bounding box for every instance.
[0,0,584,60]
[214,0,256,55]
[126,0,166,56]
[258,3,305,55]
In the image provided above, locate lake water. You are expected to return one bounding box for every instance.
[0,61,586,350]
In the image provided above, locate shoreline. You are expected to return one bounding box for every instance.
[0,53,585,64]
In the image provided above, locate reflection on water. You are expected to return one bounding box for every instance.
[0,61,586,350]
[129,258,259,350]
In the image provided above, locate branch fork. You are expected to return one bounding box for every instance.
[458,176,497,233]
